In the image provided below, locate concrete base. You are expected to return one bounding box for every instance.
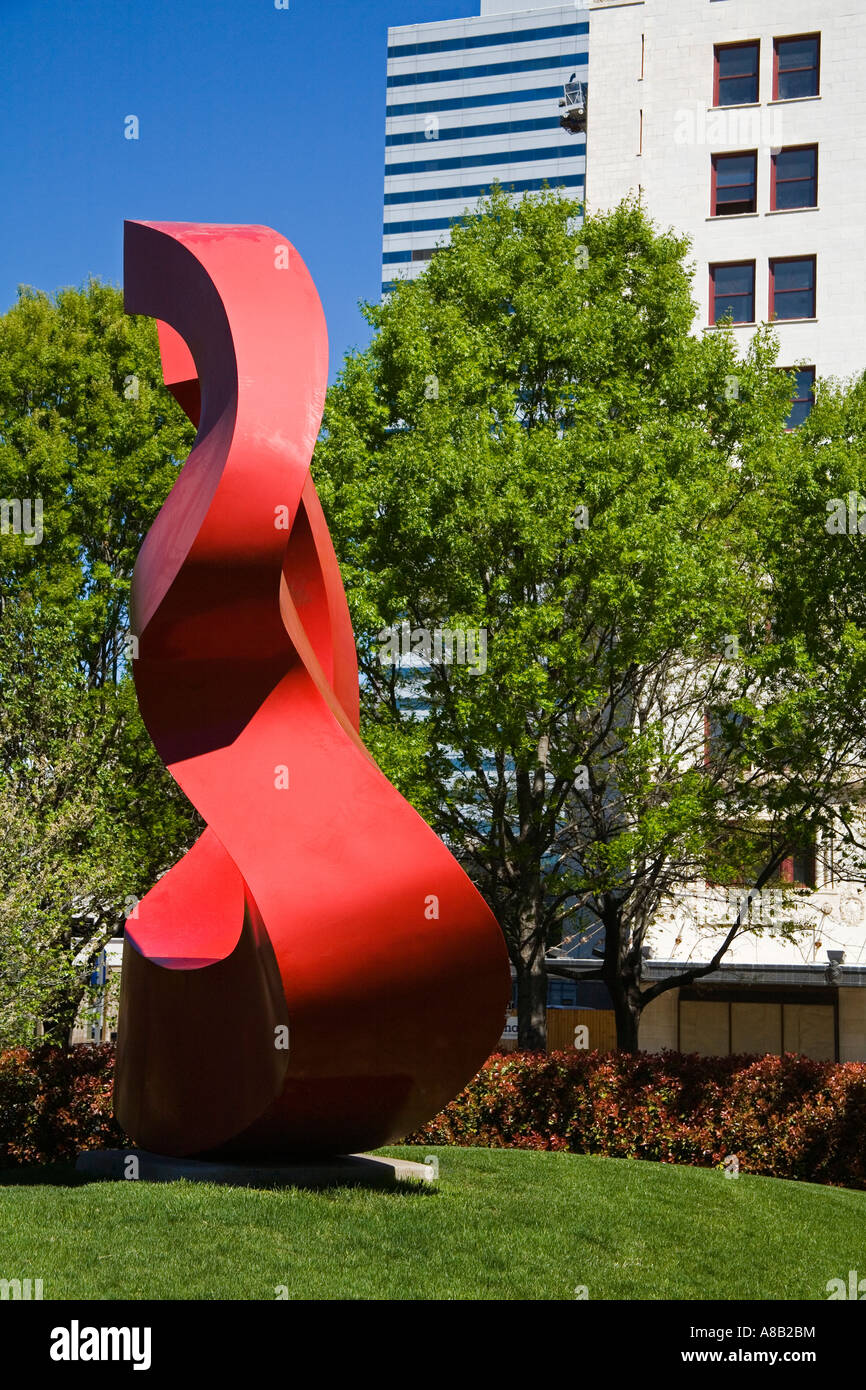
[74,1149,436,1190]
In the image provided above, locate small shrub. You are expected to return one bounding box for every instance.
[0,1044,126,1167]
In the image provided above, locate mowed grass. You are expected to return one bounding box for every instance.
[0,1146,862,1300]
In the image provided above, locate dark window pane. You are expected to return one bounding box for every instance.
[784,368,815,428]
[779,67,818,100]
[387,51,586,88]
[776,36,819,99]
[779,36,819,68]
[774,258,813,292]
[786,397,812,429]
[719,73,758,104]
[714,152,757,214]
[775,289,813,318]
[716,154,756,189]
[778,146,816,180]
[388,21,588,59]
[386,86,566,118]
[547,978,580,1008]
[716,197,755,216]
[792,848,817,886]
[774,146,817,208]
[716,263,753,295]
[792,367,814,397]
[773,258,815,319]
[717,43,759,104]
[781,293,811,318]
[386,142,581,177]
[712,263,755,323]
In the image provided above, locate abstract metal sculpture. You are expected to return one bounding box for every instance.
[114,221,511,1159]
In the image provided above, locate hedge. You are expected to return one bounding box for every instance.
[407,1050,866,1189]
[2,1044,865,1189]
[0,1044,127,1167]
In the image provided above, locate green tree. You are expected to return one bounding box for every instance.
[314,187,866,1050]
[0,282,200,1044]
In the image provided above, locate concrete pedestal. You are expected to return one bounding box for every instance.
[74,1149,436,1189]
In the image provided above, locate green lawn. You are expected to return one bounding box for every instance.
[0,1146,861,1300]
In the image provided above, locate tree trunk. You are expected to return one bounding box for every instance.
[609,984,641,1052]
[601,906,644,1052]
[516,936,547,1050]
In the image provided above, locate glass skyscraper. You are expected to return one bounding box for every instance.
[382,1,589,295]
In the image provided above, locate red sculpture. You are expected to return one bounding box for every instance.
[114,221,511,1158]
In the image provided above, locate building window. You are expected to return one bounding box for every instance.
[709,261,755,324]
[385,142,582,178]
[711,151,757,215]
[770,256,816,320]
[384,171,583,207]
[548,978,581,1009]
[411,248,437,262]
[781,846,818,887]
[714,41,759,106]
[387,86,573,120]
[705,821,816,890]
[771,145,818,209]
[387,20,588,60]
[783,366,815,428]
[773,34,820,100]
[386,116,560,147]
[386,51,587,89]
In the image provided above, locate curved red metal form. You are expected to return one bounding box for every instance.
[114,221,511,1158]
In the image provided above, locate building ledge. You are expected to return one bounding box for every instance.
[546,954,866,988]
[703,319,819,332]
[644,960,866,988]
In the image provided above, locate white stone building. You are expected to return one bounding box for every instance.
[577,0,866,1058]
[586,0,866,397]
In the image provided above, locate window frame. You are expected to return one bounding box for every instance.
[709,259,756,326]
[780,847,818,888]
[773,32,821,101]
[711,149,758,216]
[713,39,760,107]
[769,255,816,321]
[782,365,816,429]
[771,144,818,210]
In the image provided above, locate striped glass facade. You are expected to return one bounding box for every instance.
[382,2,589,295]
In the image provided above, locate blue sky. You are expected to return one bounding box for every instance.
[0,0,476,379]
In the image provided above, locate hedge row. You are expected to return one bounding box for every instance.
[2,1045,865,1189]
[407,1050,866,1189]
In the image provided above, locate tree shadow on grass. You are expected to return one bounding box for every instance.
[0,1165,87,1187]
[0,1163,440,1195]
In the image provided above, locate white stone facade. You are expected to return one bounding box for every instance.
[585,0,866,385]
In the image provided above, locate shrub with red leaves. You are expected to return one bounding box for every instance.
[405,1049,866,1190]
[0,1044,127,1167]
[2,1044,865,1188]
